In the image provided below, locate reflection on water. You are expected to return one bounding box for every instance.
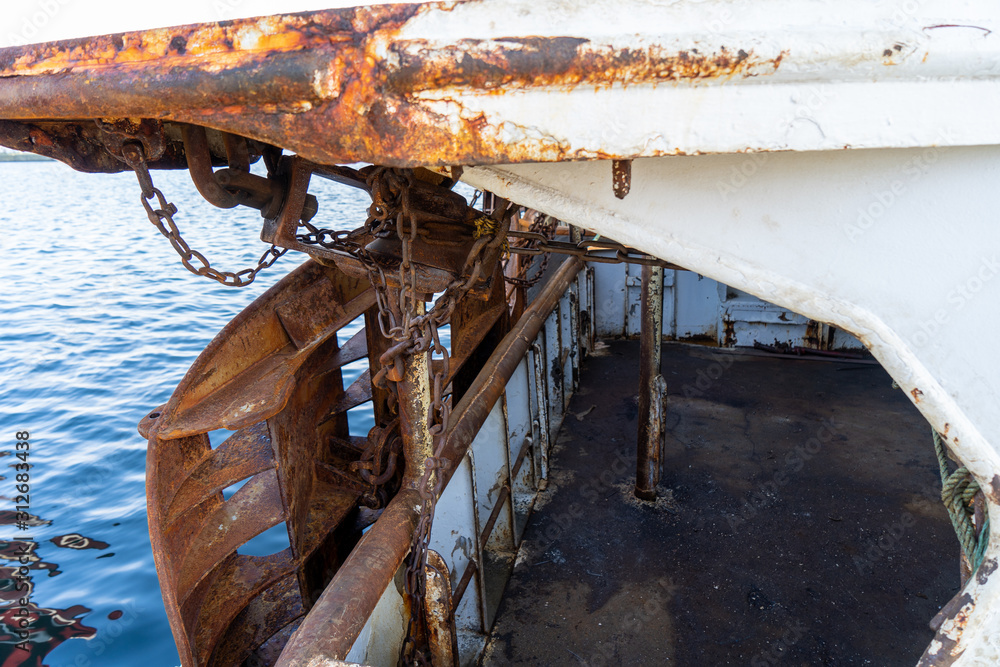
[0,509,101,666]
[0,160,382,665]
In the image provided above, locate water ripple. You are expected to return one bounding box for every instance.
[0,161,374,666]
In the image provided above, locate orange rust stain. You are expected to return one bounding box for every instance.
[0,13,330,76]
[1,5,782,169]
[389,41,787,94]
[911,388,924,402]
[252,31,309,52]
[951,603,973,631]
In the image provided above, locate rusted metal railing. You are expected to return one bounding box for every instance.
[277,257,584,665]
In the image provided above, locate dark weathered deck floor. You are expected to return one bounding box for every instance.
[483,341,958,666]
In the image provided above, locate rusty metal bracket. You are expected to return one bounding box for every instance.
[96,118,166,164]
[424,549,460,667]
[181,124,241,209]
[613,159,632,199]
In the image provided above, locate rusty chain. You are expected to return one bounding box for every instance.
[370,168,496,667]
[121,143,288,287]
[352,419,404,509]
[507,230,676,267]
[504,212,557,288]
[115,130,667,660]
[297,167,505,665]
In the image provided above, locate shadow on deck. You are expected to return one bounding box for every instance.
[483,341,958,666]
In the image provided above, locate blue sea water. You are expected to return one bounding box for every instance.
[0,160,382,666]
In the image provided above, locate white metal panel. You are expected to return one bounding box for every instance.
[833,328,863,350]
[720,289,865,349]
[429,456,479,599]
[530,342,551,481]
[505,359,532,463]
[675,270,720,340]
[344,573,406,667]
[480,493,515,630]
[398,0,1000,157]
[504,365,538,541]
[469,401,510,530]
[509,439,535,545]
[592,261,628,338]
[429,454,486,664]
[463,150,1000,665]
[544,310,563,443]
[721,294,808,347]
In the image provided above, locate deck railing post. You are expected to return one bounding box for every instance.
[635,264,664,501]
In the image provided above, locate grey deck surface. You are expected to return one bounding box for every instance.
[482,341,958,666]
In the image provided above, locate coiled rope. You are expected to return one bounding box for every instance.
[934,430,990,573]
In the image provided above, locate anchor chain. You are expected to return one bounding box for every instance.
[353,419,404,509]
[369,168,508,666]
[121,143,288,287]
[298,167,508,664]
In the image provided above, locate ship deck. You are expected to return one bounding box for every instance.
[483,341,958,666]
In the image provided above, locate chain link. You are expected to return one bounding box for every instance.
[507,230,676,267]
[372,168,488,667]
[296,167,499,664]
[292,177,667,663]
[352,419,404,509]
[120,135,665,660]
[504,212,557,288]
[122,143,288,287]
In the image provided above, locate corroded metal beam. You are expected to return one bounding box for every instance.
[276,488,422,667]
[2,1,996,170]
